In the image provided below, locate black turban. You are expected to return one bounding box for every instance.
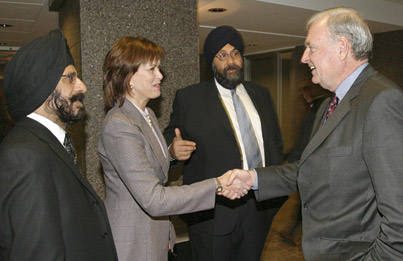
[3,30,74,120]
[203,25,245,65]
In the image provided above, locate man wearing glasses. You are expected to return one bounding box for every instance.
[0,30,117,260]
[164,25,285,261]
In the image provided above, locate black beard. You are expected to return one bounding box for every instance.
[213,63,243,89]
[50,91,86,125]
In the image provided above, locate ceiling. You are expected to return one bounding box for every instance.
[1,0,403,78]
[198,0,403,54]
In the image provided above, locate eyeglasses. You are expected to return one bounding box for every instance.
[62,73,78,84]
[215,50,241,61]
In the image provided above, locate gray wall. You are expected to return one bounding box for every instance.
[59,0,199,198]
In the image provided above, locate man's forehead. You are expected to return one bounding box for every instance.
[218,43,237,52]
[63,65,77,74]
[305,20,329,46]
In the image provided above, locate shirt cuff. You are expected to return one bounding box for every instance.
[252,169,258,190]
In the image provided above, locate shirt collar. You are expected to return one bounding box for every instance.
[215,79,245,96]
[127,98,151,118]
[27,112,66,145]
[335,62,368,101]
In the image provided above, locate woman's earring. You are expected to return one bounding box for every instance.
[129,84,134,89]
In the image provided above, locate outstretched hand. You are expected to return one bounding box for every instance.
[216,169,255,200]
[168,128,196,161]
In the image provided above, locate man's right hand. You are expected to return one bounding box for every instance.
[168,128,196,161]
[218,169,256,199]
[217,169,253,200]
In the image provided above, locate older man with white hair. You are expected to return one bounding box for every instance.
[227,7,403,260]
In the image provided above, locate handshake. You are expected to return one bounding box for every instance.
[216,169,256,200]
[170,131,256,200]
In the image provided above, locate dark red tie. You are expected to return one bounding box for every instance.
[326,94,339,119]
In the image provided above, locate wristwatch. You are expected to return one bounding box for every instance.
[215,178,223,193]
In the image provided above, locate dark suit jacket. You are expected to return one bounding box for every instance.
[0,118,118,261]
[164,79,285,235]
[255,65,403,260]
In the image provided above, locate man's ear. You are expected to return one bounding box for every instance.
[35,91,56,117]
[337,36,350,60]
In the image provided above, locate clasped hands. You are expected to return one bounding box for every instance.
[168,129,255,200]
[216,169,256,200]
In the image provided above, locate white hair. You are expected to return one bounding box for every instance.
[307,7,373,60]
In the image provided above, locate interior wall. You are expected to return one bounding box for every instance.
[245,49,308,156]
[372,29,403,88]
[290,45,315,154]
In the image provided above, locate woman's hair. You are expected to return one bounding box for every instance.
[102,36,164,108]
[306,7,373,60]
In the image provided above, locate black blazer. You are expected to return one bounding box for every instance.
[0,118,118,261]
[164,79,285,235]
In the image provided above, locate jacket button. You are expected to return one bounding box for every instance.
[103,232,108,238]
[303,203,308,209]
[92,200,99,206]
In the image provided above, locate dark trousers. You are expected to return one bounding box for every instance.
[188,201,279,261]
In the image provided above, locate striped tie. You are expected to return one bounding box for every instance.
[231,88,262,169]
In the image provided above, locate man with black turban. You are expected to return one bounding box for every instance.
[0,30,118,260]
[164,25,286,260]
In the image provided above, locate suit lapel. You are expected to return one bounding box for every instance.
[148,110,170,175]
[21,118,100,197]
[48,137,95,188]
[300,65,375,163]
[121,100,169,178]
[300,96,351,163]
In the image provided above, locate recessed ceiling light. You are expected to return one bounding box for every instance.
[247,44,258,47]
[1,24,13,28]
[208,8,227,13]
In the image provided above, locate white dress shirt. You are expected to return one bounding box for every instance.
[27,112,66,146]
[215,79,266,169]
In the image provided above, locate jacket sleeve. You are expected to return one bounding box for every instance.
[100,115,216,217]
[254,161,299,201]
[0,147,66,260]
[362,88,403,260]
